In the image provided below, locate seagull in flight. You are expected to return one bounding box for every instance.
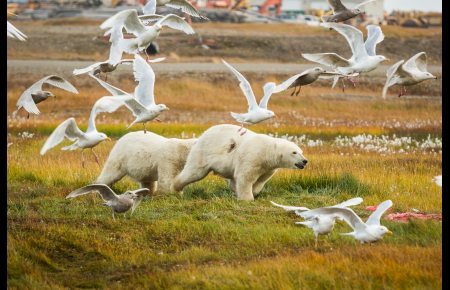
[271,197,363,247]
[66,184,150,220]
[300,200,393,244]
[382,52,437,98]
[142,0,209,20]
[100,10,195,60]
[89,54,169,133]
[321,0,377,23]
[303,23,387,91]
[12,75,78,118]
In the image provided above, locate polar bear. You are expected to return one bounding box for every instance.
[172,124,308,200]
[96,131,197,195]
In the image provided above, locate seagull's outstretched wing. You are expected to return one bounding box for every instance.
[365,25,384,56]
[139,14,165,25]
[16,75,78,115]
[271,70,312,94]
[133,54,156,107]
[155,13,195,35]
[87,96,131,133]
[354,0,376,10]
[142,0,156,15]
[321,22,367,61]
[403,52,428,73]
[7,21,27,41]
[130,188,151,214]
[327,0,347,13]
[270,201,310,212]
[165,0,209,20]
[107,25,125,65]
[300,207,366,231]
[100,9,146,37]
[333,197,363,208]
[89,73,129,96]
[222,59,258,111]
[381,60,405,99]
[258,82,276,109]
[40,118,85,155]
[73,62,104,76]
[366,200,392,226]
[66,184,118,201]
[302,53,350,68]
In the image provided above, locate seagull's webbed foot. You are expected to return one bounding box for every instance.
[398,86,406,97]
[239,128,247,136]
[341,79,346,92]
[290,87,296,96]
[155,118,161,122]
[295,86,302,96]
[348,77,357,88]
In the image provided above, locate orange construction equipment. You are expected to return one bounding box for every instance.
[258,0,282,16]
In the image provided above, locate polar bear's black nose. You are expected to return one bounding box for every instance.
[303,160,308,165]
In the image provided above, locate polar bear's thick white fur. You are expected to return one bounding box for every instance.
[96,131,197,194]
[172,124,308,200]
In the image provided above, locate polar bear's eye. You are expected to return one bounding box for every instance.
[292,152,297,154]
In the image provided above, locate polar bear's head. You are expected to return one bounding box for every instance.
[276,139,308,169]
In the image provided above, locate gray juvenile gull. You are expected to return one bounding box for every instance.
[142,0,209,20]
[321,0,376,23]
[12,75,78,118]
[89,54,169,133]
[271,197,363,247]
[282,67,345,96]
[300,199,393,244]
[66,184,150,220]
[382,52,437,98]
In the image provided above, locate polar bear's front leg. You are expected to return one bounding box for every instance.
[235,173,259,201]
[252,170,276,196]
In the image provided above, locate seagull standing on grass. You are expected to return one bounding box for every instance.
[271,197,363,247]
[100,10,195,60]
[300,200,393,244]
[66,184,150,220]
[13,75,78,118]
[89,54,169,133]
[321,0,377,23]
[302,23,387,91]
[382,52,437,98]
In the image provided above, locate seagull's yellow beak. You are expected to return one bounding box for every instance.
[386,230,393,235]
[106,137,111,141]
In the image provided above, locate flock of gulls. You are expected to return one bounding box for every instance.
[7,0,441,246]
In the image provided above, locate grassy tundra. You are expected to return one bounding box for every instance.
[7,21,441,289]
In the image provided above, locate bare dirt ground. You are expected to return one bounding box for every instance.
[7,19,442,64]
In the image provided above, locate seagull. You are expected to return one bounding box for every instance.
[73,25,166,78]
[382,52,437,98]
[7,20,27,41]
[66,184,150,220]
[142,0,209,20]
[89,54,169,133]
[100,10,195,60]
[302,23,387,91]
[300,200,393,244]
[432,175,442,187]
[283,67,345,96]
[39,91,123,166]
[223,59,298,135]
[12,75,78,118]
[271,197,363,247]
[321,0,377,23]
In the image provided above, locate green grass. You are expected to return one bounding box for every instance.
[7,133,442,289]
